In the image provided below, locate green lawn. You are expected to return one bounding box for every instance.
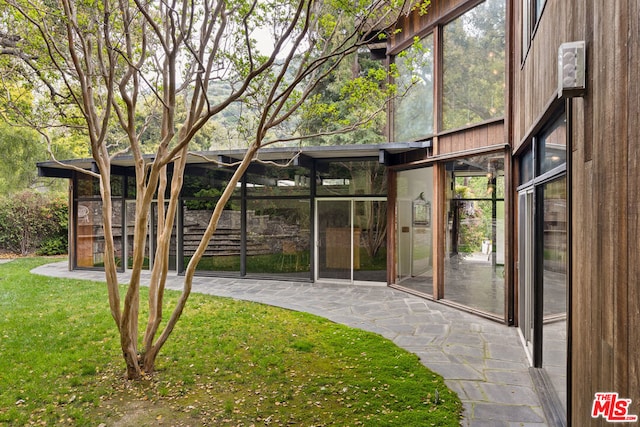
[0,258,462,426]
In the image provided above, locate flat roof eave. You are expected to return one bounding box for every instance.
[37,142,427,178]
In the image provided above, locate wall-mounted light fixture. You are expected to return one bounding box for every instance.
[558,41,586,98]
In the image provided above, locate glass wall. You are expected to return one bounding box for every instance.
[393,33,434,142]
[442,0,505,130]
[316,199,387,283]
[444,153,505,317]
[182,167,242,273]
[245,199,310,278]
[517,112,567,412]
[75,174,124,269]
[317,200,352,281]
[245,166,311,278]
[542,176,567,410]
[395,167,434,294]
[353,200,387,282]
[316,160,386,196]
[72,157,387,282]
[181,163,313,278]
[125,200,149,269]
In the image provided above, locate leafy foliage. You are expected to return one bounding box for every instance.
[0,0,419,378]
[0,190,68,255]
[442,0,505,130]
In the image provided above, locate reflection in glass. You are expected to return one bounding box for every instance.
[182,165,241,198]
[442,0,505,130]
[538,114,566,175]
[152,202,178,271]
[353,200,387,282]
[246,167,310,197]
[246,199,310,278]
[316,160,386,196]
[394,33,434,141]
[126,201,149,269]
[76,199,123,268]
[444,154,505,317]
[519,146,534,185]
[182,197,241,273]
[396,168,434,294]
[542,176,567,410]
[317,200,351,280]
[77,174,124,197]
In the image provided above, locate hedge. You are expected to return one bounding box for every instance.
[0,190,68,256]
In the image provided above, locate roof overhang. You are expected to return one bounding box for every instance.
[37,142,432,178]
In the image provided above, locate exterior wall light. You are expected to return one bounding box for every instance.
[558,41,586,98]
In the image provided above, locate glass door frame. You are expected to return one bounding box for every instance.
[314,197,387,285]
[125,200,179,272]
[518,188,535,364]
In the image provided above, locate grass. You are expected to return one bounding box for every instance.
[0,258,462,426]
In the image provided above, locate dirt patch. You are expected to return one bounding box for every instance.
[98,399,207,427]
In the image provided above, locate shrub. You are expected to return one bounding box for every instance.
[0,190,68,255]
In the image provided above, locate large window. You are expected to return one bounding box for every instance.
[245,166,310,198]
[395,167,435,294]
[522,0,548,60]
[541,176,567,410]
[442,0,505,130]
[517,112,567,415]
[75,174,124,269]
[393,34,434,142]
[392,0,506,136]
[316,160,386,196]
[182,167,242,274]
[444,153,506,318]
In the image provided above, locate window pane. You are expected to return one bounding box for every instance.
[245,199,310,278]
[393,34,434,141]
[443,153,505,317]
[77,174,124,198]
[396,167,434,294]
[317,200,352,280]
[246,166,310,197]
[183,197,241,274]
[443,0,506,130]
[353,200,387,282]
[535,0,546,22]
[522,0,530,59]
[182,165,241,198]
[542,176,567,411]
[316,160,386,196]
[519,146,534,184]
[76,199,123,268]
[538,114,566,175]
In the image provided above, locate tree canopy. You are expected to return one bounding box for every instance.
[0,0,422,378]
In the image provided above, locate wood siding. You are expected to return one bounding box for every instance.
[511,0,640,424]
[436,120,505,155]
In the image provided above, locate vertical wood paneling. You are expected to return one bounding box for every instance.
[627,0,640,410]
[612,0,629,399]
[570,99,596,422]
[592,0,614,399]
[513,0,639,423]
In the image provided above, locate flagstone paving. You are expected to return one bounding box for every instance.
[32,261,548,426]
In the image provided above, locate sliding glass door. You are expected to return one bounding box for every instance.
[316,199,386,283]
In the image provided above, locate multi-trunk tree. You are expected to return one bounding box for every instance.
[0,0,421,379]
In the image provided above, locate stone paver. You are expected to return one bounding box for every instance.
[32,261,547,426]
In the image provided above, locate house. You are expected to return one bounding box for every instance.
[38,0,640,425]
